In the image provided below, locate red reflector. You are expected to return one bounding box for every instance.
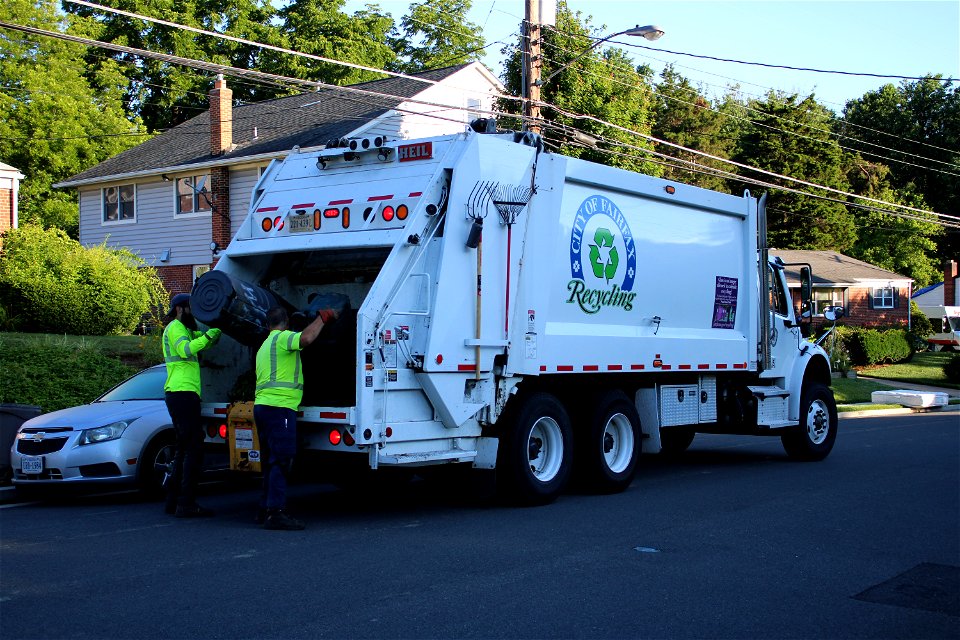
[328,429,342,446]
[324,207,339,218]
[385,427,393,438]
[273,216,284,231]
[214,407,229,415]
[126,458,137,465]
[396,204,409,220]
[382,205,395,221]
[219,424,228,439]
[206,425,216,438]
[435,354,443,364]
[665,185,676,194]
[653,359,663,368]
[343,431,355,446]
[261,217,272,232]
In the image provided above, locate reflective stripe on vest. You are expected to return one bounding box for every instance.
[256,331,303,391]
[163,332,197,363]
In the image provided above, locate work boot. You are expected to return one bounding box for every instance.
[175,503,215,518]
[263,510,305,530]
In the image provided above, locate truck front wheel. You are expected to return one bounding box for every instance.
[781,383,838,461]
[498,392,573,506]
[577,391,641,493]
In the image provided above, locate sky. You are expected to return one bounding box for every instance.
[343,0,960,113]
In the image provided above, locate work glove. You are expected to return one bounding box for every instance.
[205,328,222,342]
[319,309,338,324]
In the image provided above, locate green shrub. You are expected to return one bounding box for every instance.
[908,302,935,351]
[0,224,167,335]
[0,335,136,412]
[845,327,913,366]
[944,355,960,383]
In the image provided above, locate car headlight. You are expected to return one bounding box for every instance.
[78,420,132,445]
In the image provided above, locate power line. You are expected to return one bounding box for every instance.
[539,42,960,176]
[4,14,954,230]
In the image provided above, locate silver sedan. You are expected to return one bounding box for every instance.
[10,365,226,494]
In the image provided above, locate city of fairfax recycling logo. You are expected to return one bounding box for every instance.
[568,195,637,314]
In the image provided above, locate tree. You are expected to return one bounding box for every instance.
[0,0,146,237]
[844,159,942,287]
[499,1,659,174]
[388,0,485,72]
[842,77,960,259]
[270,0,396,86]
[733,91,856,251]
[650,65,735,192]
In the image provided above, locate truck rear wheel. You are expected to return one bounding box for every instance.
[781,383,838,461]
[577,391,641,493]
[498,392,573,506]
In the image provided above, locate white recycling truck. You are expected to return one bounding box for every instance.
[192,125,838,505]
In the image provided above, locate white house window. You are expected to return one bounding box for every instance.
[872,286,895,309]
[176,174,212,214]
[467,97,482,121]
[103,185,135,222]
[814,288,846,315]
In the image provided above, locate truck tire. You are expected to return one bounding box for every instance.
[138,432,175,496]
[577,390,641,493]
[659,428,695,456]
[498,392,573,506]
[781,383,838,461]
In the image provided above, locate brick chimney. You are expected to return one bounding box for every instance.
[945,260,959,306]
[209,74,233,156]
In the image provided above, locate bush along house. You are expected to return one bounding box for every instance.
[771,250,913,330]
[53,63,502,297]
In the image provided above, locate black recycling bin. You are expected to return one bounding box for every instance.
[0,404,42,485]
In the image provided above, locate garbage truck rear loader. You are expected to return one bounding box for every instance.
[194,127,837,505]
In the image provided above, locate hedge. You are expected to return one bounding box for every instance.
[843,327,913,366]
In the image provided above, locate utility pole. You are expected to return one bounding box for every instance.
[523,0,541,133]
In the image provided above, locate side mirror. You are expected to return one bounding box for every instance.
[823,306,844,322]
[800,266,812,302]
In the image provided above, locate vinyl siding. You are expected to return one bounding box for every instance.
[79,179,212,267]
[229,166,263,240]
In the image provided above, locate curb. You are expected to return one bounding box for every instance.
[839,404,960,420]
[0,485,19,505]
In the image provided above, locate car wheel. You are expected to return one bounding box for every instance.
[138,432,175,496]
[781,383,838,461]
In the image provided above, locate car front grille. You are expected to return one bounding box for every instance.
[14,468,63,480]
[17,438,69,455]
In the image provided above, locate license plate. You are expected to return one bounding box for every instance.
[288,214,312,233]
[21,455,43,474]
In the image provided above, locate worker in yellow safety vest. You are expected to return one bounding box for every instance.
[254,305,337,530]
[162,293,221,517]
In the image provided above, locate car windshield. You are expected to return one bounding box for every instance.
[96,367,167,402]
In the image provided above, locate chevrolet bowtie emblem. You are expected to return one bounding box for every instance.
[27,432,46,442]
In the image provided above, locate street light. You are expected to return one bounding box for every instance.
[536,24,665,87]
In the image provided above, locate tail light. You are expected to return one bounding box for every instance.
[328,429,342,446]
[219,424,228,439]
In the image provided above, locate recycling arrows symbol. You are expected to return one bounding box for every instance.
[588,227,619,283]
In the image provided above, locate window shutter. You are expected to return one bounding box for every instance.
[867,289,874,310]
[893,287,900,309]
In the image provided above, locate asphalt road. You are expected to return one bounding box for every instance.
[1,412,957,639]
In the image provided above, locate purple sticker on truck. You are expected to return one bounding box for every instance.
[712,276,738,329]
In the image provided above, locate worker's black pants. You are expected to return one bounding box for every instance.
[164,391,205,509]
[253,405,297,510]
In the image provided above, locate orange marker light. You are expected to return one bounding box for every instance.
[342,207,350,229]
[261,217,273,232]
[396,204,409,220]
[314,209,321,230]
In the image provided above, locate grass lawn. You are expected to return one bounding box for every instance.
[856,351,959,390]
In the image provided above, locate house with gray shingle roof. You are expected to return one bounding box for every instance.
[771,249,913,328]
[0,161,25,247]
[55,62,502,295]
